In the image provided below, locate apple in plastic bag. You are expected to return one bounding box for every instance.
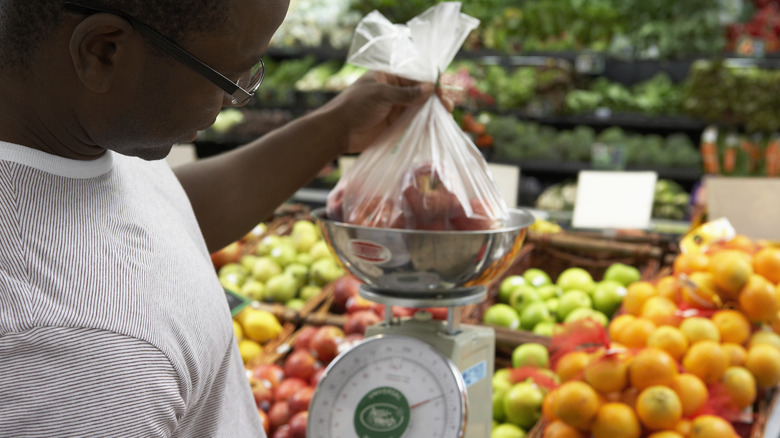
[401,163,460,230]
[450,197,498,230]
[346,196,405,228]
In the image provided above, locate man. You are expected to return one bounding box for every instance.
[0,0,437,436]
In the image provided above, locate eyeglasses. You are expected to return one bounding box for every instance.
[63,1,264,105]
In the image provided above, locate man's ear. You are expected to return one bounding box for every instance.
[69,14,135,93]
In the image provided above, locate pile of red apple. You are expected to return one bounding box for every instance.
[327,162,500,231]
[249,323,364,437]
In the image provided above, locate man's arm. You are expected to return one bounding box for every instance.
[175,72,436,253]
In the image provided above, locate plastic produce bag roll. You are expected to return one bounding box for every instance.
[327,2,510,231]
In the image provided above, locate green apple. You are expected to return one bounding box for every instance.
[544,298,560,318]
[239,279,266,301]
[523,268,552,288]
[492,423,526,438]
[556,290,592,322]
[310,257,345,286]
[299,284,322,302]
[556,267,596,294]
[604,262,641,286]
[291,220,320,253]
[483,304,520,329]
[255,234,282,256]
[294,252,313,267]
[503,380,544,429]
[532,321,558,337]
[269,242,297,268]
[519,301,553,331]
[284,263,309,288]
[239,255,259,272]
[499,275,527,304]
[265,273,298,303]
[509,286,541,314]
[309,240,334,262]
[219,276,242,291]
[493,368,513,388]
[592,280,627,317]
[493,377,513,422]
[564,307,609,327]
[285,298,306,311]
[535,284,561,301]
[511,343,550,368]
[218,262,248,278]
[251,256,282,283]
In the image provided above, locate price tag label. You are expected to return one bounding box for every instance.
[225,288,251,317]
[572,171,657,230]
[707,177,780,241]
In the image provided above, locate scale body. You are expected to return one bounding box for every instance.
[308,208,534,438]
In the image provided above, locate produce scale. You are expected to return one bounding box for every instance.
[307,208,534,438]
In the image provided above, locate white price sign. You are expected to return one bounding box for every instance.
[572,171,658,230]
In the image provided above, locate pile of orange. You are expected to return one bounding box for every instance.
[542,236,780,438]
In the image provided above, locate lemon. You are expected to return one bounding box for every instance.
[240,308,282,343]
[232,320,244,341]
[238,339,262,364]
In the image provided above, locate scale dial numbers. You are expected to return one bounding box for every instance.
[307,335,467,438]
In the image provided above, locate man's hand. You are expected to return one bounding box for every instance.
[320,71,452,154]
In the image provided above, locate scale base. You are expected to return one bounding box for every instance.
[366,316,494,438]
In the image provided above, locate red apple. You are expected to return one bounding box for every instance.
[276,377,309,403]
[401,163,461,229]
[252,363,285,391]
[340,333,365,354]
[210,241,242,268]
[326,187,345,222]
[422,307,450,320]
[249,377,275,412]
[450,198,498,230]
[288,411,308,438]
[343,310,381,335]
[267,400,291,431]
[345,295,378,314]
[310,325,345,363]
[331,275,362,313]
[257,408,270,435]
[309,367,326,387]
[272,424,291,438]
[346,196,404,228]
[293,326,318,352]
[288,386,315,415]
[284,350,320,381]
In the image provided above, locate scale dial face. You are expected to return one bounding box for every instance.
[307,335,467,438]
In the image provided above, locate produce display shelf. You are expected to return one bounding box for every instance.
[494,157,703,181]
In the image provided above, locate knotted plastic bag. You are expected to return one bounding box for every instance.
[326,2,509,231]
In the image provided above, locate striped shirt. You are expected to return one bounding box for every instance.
[0,142,264,437]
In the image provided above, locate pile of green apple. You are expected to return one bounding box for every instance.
[217,219,346,310]
[492,342,556,438]
[482,263,641,336]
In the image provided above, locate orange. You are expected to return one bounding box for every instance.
[543,419,585,438]
[748,330,780,350]
[674,418,693,436]
[623,282,657,316]
[721,342,748,366]
[769,311,780,335]
[754,246,780,284]
[670,373,708,417]
[745,343,780,388]
[708,250,753,299]
[721,366,757,410]
[635,385,683,430]
[584,349,631,394]
[688,414,739,438]
[641,296,681,326]
[555,351,592,383]
[552,381,602,431]
[621,318,657,349]
[591,402,641,438]
[681,272,721,309]
[711,310,752,345]
[646,326,689,361]
[609,314,636,343]
[674,252,710,276]
[656,275,682,304]
[543,388,559,421]
[719,234,759,254]
[678,316,721,344]
[629,348,679,390]
[682,340,728,384]
[738,274,779,322]
[647,432,684,438]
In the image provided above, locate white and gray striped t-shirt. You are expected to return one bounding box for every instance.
[0,142,264,437]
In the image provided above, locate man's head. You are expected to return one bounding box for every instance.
[0,0,289,160]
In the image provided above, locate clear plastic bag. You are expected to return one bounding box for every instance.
[327,2,509,231]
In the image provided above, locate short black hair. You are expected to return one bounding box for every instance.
[0,0,230,71]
